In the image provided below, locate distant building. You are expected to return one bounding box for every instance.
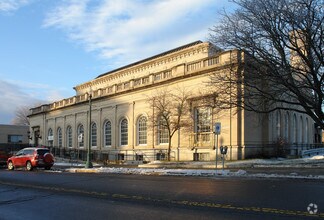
[28,41,317,161]
[0,124,29,144]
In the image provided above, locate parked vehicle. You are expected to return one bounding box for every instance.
[0,149,11,166]
[7,147,54,171]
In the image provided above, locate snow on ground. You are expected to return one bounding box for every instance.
[53,155,324,179]
[63,167,324,180]
[226,155,324,168]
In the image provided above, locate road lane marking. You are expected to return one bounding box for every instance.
[1,180,323,218]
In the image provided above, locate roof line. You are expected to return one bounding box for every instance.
[96,40,204,79]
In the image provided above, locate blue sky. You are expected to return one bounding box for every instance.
[0,0,235,124]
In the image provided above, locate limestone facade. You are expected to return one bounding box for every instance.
[28,41,316,161]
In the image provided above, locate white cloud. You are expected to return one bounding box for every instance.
[0,80,38,124]
[0,0,33,13]
[43,0,219,69]
[0,79,67,124]
[5,79,67,101]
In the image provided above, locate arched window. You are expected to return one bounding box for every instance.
[120,118,128,146]
[91,123,97,147]
[284,112,289,141]
[276,111,281,139]
[305,118,309,143]
[104,120,112,147]
[57,127,62,147]
[293,114,297,143]
[158,116,169,144]
[48,128,53,147]
[299,116,303,143]
[67,126,72,148]
[77,124,84,148]
[137,116,147,145]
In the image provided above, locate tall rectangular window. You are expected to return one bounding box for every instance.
[158,116,169,144]
[57,127,62,147]
[104,121,112,147]
[138,116,147,145]
[120,119,128,146]
[91,123,97,147]
[67,126,72,148]
[77,125,84,148]
[48,128,53,147]
[195,107,212,142]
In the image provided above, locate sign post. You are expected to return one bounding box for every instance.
[214,122,221,170]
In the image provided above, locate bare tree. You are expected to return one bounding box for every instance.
[209,0,324,129]
[147,87,191,161]
[11,105,31,126]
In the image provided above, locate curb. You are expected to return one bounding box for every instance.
[66,168,100,173]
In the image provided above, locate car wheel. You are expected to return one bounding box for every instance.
[8,161,14,170]
[26,161,33,171]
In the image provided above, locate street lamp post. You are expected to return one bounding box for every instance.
[85,91,93,168]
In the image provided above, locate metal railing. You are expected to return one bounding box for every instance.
[43,143,324,164]
[46,146,175,164]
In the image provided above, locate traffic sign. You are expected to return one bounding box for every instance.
[78,134,83,143]
[215,122,221,135]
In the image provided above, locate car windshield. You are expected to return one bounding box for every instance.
[16,150,24,155]
[37,149,49,156]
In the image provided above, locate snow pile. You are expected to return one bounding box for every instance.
[226,155,324,168]
[54,162,85,167]
[54,155,324,179]
[64,167,324,179]
[309,155,324,160]
[66,167,248,177]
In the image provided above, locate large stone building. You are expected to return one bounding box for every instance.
[28,41,317,162]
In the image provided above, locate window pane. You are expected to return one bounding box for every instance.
[284,112,289,141]
[78,125,84,148]
[8,135,23,143]
[104,121,112,147]
[276,111,281,138]
[120,119,128,146]
[91,123,97,147]
[158,117,169,144]
[57,128,62,147]
[48,129,53,136]
[37,149,49,155]
[305,118,308,143]
[195,107,211,142]
[67,126,72,148]
[138,116,147,145]
[48,128,53,147]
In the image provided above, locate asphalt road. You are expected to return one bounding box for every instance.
[0,170,323,220]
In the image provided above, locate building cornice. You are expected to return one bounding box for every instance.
[73,41,213,93]
[96,40,204,79]
[29,49,243,117]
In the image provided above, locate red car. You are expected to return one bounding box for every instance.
[7,147,54,171]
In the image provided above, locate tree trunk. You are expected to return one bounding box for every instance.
[168,136,172,161]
